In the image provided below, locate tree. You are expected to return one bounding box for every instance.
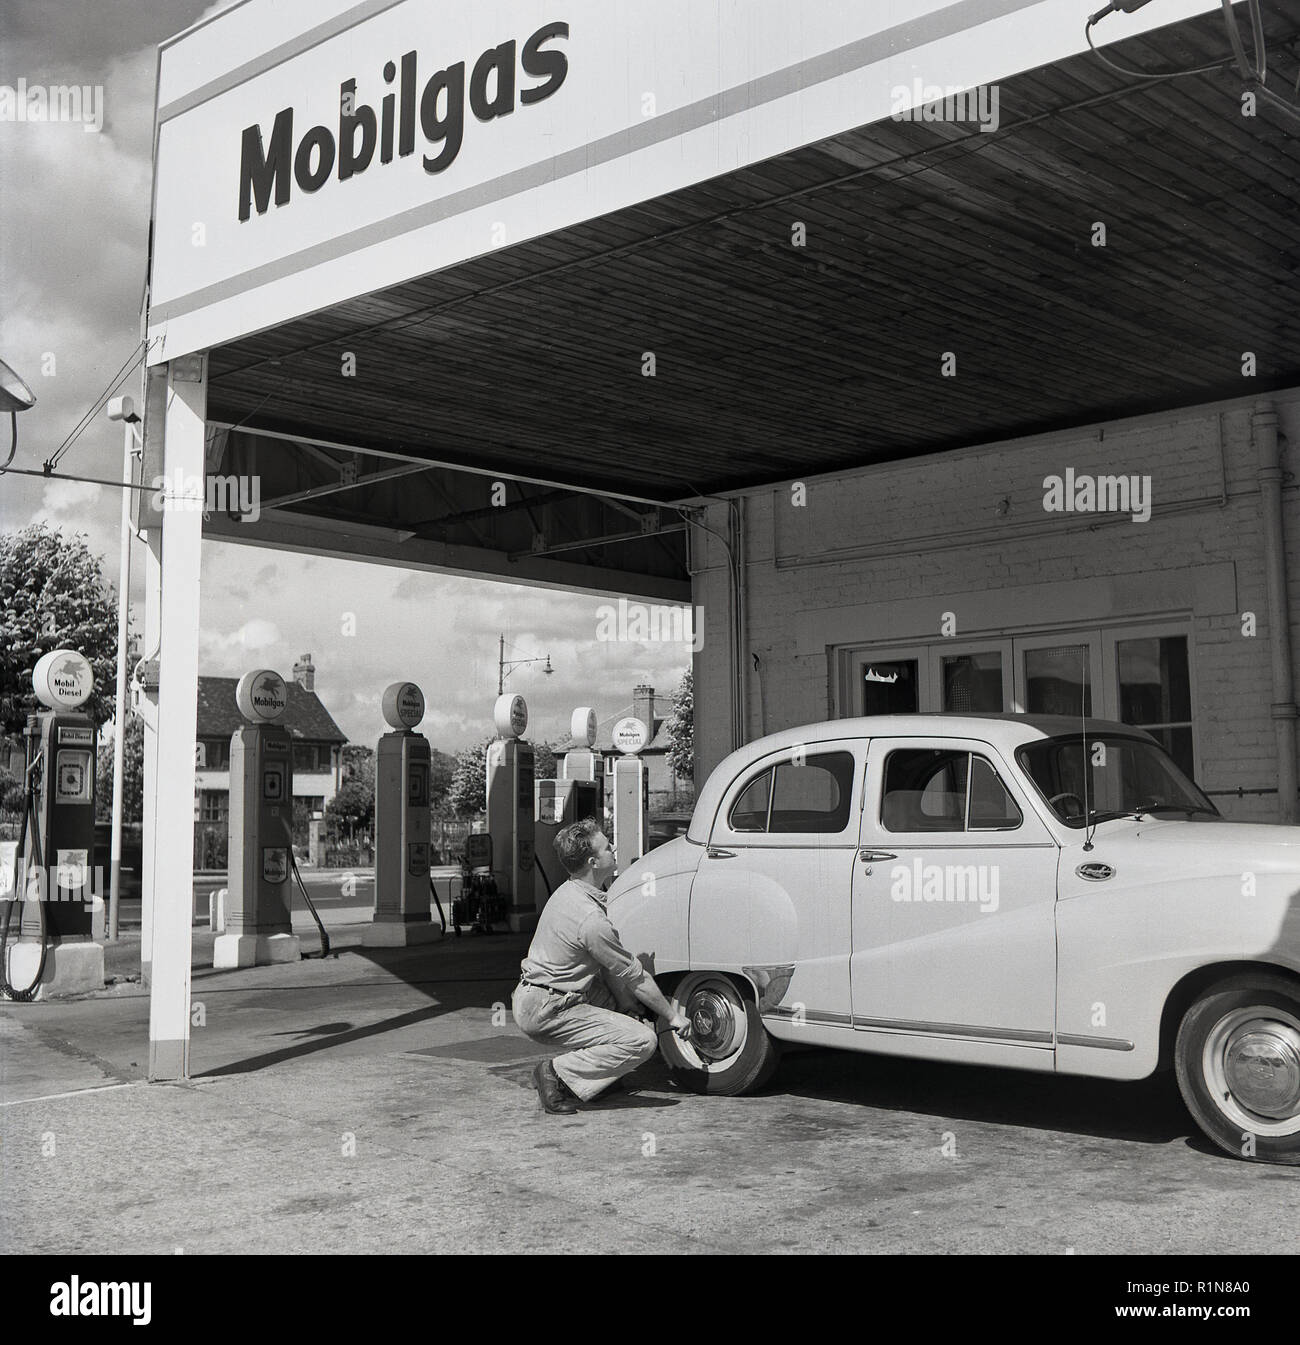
[666,668,694,782]
[534,741,557,780]
[95,713,145,823]
[340,743,375,791]
[326,777,374,832]
[448,737,491,817]
[429,747,455,811]
[0,524,122,732]
[326,744,374,839]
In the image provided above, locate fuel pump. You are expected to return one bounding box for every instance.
[611,716,650,868]
[364,681,440,946]
[484,692,536,932]
[451,832,507,935]
[214,670,303,968]
[534,707,602,906]
[1,650,106,1000]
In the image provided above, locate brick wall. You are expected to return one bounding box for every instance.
[692,389,1300,823]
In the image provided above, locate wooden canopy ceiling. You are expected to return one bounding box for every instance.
[204,2,1300,588]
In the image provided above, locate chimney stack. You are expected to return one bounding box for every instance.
[633,684,655,736]
[293,653,315,692]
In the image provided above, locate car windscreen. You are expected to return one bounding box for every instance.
[1016,732,1219,826]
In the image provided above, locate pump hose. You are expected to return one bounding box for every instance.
[428,873,447,934]
[0,782,48,1001]
[287,848,331,959]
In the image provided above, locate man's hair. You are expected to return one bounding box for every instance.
[554,817,602,875]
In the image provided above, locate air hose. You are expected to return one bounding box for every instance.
[0,765,48,1001]
[428,874,447,934]
[287,847,332,958]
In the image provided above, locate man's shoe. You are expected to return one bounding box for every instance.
[533,1060,579,1114]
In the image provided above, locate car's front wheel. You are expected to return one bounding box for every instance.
[1175,972,1300,1164]
[659,971,780,1095]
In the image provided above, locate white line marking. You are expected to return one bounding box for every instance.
[0,1081,140,1107]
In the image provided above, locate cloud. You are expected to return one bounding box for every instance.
[40,478,101,516]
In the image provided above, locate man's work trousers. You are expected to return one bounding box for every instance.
[512,979,658,1102]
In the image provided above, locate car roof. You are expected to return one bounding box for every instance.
[685,713,1152,843]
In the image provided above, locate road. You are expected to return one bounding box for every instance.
[109,866,463,927]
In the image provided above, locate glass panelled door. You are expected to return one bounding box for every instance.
[1012,634,1103,718]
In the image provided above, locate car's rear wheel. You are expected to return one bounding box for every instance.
[1175,972,1300,1164]
[659,971,780,1095]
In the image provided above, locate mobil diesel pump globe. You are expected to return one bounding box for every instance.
[612,717,648,754]
[381,681,425,729]
[571,706,597,748]
[494,693,528,739]
[32,649,94,709]
[236,669,288,722]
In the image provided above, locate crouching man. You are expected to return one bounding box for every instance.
[513,818,691,1113]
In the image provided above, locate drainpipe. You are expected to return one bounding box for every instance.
[734,498,749,747]
[1254,402,1298,823]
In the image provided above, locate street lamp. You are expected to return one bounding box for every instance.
[104,394,142,943]
[498,633,554,695]
[0,357,36,473]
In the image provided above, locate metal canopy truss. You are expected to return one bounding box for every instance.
[206,425,693,599]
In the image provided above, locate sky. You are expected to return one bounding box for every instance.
[0,0,692,753]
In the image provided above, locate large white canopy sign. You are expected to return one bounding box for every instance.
[147,0,1217,361]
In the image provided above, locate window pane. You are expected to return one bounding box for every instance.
[942,652,1004,712]
[1118,636,1191,726]
[882,749,968,833]
[769,752,855,833]
[862,660,919,716]
[728,770,772,832]
[1143,726,1195,780]
[1024,645,1092,716]
[968,756,1022,830]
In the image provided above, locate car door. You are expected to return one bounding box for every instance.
[690,741,863,1028]
[850,736,1059,1049]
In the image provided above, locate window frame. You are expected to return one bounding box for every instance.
[712,745,862,847]
[879,747,1024,836]
[835,620,1198,775]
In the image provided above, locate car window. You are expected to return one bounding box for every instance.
[768,752,855,833]
[728,769,772,832]
[968,755,1022,830]
[881,748,1021,833]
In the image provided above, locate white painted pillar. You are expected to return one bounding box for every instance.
[139,528,162,984]
[148,353,206,1081]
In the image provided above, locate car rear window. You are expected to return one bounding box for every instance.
[726,751,855,835]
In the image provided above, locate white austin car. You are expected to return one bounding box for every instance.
[607,714,1300,1165]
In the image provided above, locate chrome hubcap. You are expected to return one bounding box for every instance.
[1204,1006,1300,1136]
[688,987,740,1060]
[1222,1021,1300,1119]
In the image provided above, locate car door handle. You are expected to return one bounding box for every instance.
[859,849,896,862]
[707,848,736,859]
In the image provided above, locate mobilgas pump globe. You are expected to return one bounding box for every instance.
[214,670,302,969]
[365,681,440,947]
[1,650,105,1000]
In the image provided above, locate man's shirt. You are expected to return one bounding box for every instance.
[519,876,648,1000]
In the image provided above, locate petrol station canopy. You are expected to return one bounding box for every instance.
[145,0,1300,599]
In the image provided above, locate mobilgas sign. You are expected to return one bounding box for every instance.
[238,21,568,223]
